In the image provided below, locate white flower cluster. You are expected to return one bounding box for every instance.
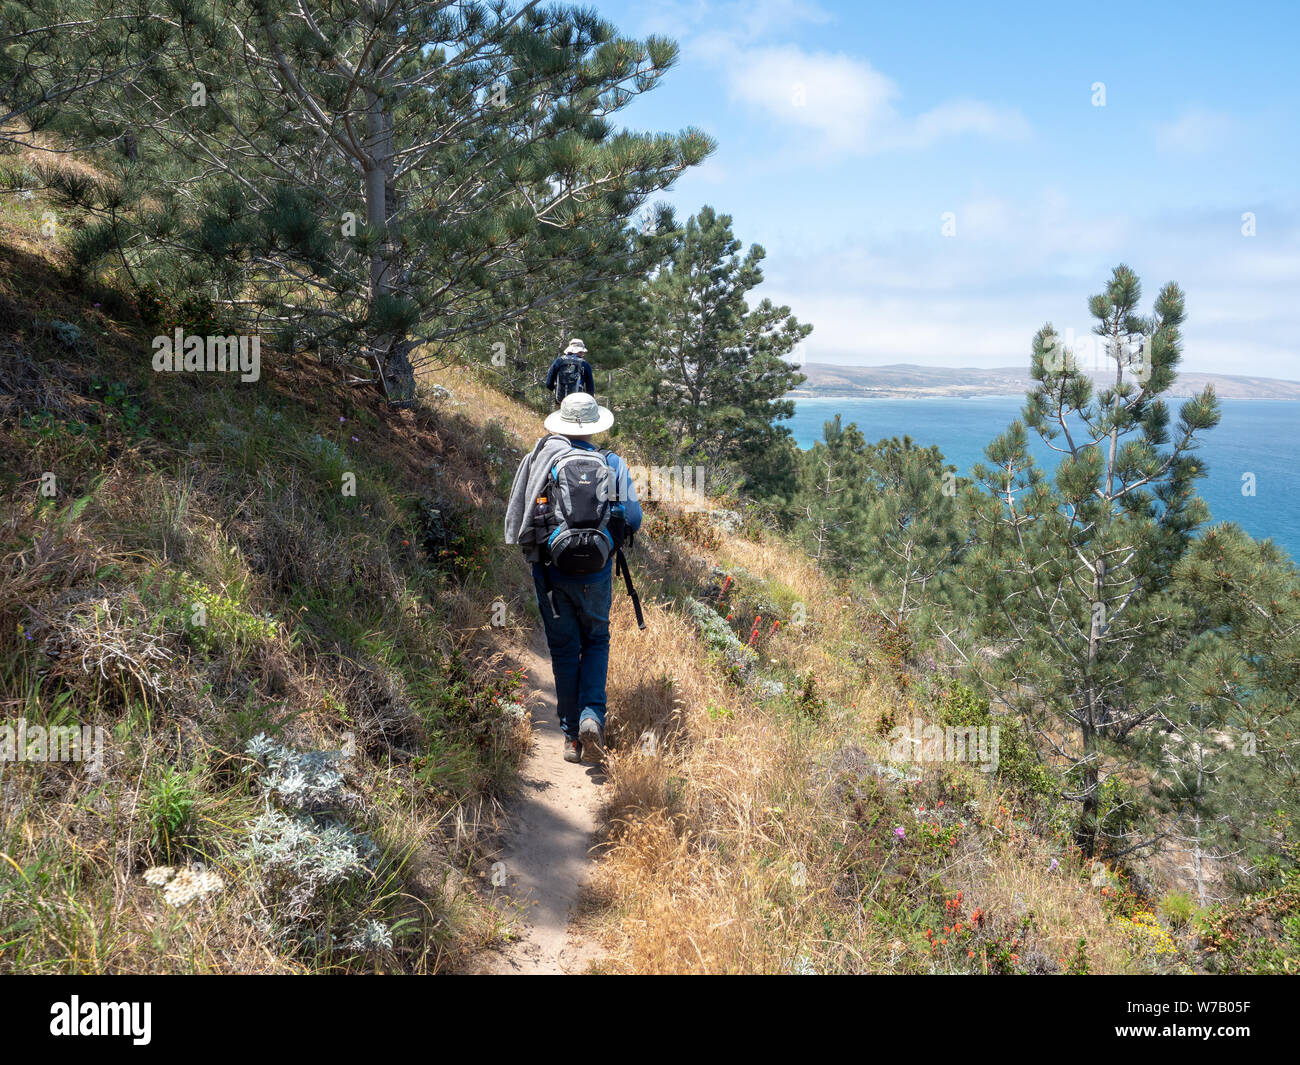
[143,864,224,906]
[342,918,393,952]
[245,733,350,810]
[242,735,379,933]
[243,809,379,919]
[143,865,175,886]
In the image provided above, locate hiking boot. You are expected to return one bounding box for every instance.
[579,718,604,763]
[563,737,582,764]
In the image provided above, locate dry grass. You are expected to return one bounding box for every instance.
[540,488,1154,973]
[426,362,1166,975]
[0,166,1179,974]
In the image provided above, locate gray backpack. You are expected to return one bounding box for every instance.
[529,437,645,628]
[543,444,619,575]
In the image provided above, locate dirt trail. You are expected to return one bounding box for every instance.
[475,629,605,974]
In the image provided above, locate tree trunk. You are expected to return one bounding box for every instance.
[1077,547,1107,856]
[364,84,414,403]
[1078,736,1099,857]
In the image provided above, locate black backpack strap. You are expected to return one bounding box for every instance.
[599,448,623,496]
[530,433,563,464]
[615,548,646,630]
[598,448,632,550]
[538,434,571,477]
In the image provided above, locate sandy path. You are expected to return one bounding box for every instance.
[475,629,605,974]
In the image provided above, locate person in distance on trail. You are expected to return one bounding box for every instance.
[504,392,642,765]
[545,338,595,407]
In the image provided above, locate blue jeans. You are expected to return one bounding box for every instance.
[533,567,612,740]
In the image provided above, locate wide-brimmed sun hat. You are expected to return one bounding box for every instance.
[564,338,588,354]
[544,391,614,436]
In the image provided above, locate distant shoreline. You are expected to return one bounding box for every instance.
[788,362,1300,402]
[788,391,1300,401]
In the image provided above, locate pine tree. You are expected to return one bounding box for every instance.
[480,204,677,406]
[0,0,152,147]
[857,435,963,628]
[796,415,872,571]
[53,1,713,403]
[1158,523,1300,887]
[958,265,1220,856]
[626,205,809,494]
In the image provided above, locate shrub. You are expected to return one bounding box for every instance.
[684,597,756,683]
[1198,829,1300,974]
[1112,909,1179,963]
[145,764,195,859]
[1159,891,1194,929]
[243,808,379,921]
[242,735,379,932]
[245,733,351,812]
[938,683,1057,798]
[167,572,279,654]
[657,509,721,550]
[411,497,491,581]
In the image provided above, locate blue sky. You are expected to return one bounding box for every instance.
[596,0,1300,377]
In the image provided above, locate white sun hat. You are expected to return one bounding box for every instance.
[544,391,615,436]
[564,338,588,354]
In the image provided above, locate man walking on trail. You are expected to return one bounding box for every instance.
[505,392,642,765]
[545,338,595,407]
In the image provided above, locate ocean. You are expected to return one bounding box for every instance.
[787,396,1300,562]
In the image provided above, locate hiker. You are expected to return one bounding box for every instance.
[545,338,595,407]
[505,392,643,765]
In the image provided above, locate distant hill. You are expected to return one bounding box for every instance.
[790,362,1300,400]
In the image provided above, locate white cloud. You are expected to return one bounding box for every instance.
[780,292,1029,364]
[1154,107,1236,154]
[621,3,1028,157]
[907,99,1032,148]
[760,197,1300,379]
[722,45,1030,155]
[725,46,897,150]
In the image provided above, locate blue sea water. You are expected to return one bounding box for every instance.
[787,396,1300,562]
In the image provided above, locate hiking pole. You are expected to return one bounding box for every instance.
[615,549,646,630]
[541,567,562,621]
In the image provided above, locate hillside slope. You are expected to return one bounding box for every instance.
[1,174,1181,975]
